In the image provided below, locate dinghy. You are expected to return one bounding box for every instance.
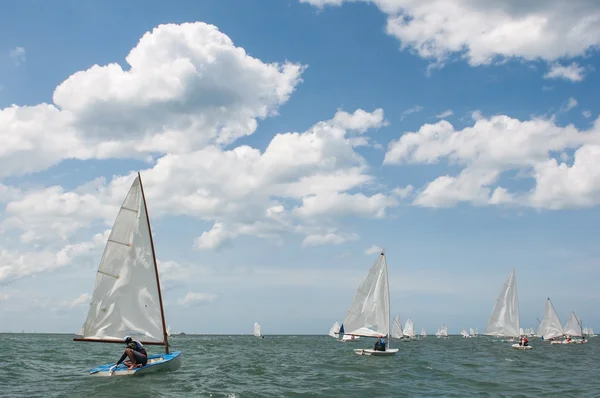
[329,322,341,338]
[339,249,399,356]
[420,328,427,338]
[254,322,264,338]
[562,312,587,344]
[435,325,448,338]
[74,173,182,376]
[483,269,531,350]
[391,315,405,340]
[537,298,565,343]
[403,319,417,340]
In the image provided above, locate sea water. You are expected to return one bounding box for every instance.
[1,333,598,397]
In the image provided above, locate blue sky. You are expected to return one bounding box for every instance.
[1,0,599,335]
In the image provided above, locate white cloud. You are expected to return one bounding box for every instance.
[364,244,382,255]
[544,62,585,82]
[0,22,304,179]
[9,47,25,65]
[302,232,359,247]
[582,110,592,118]
[68,293,91,308]
[300,0,600,74]
[384,114,600,209]
[177,292,217,306]
[400,105,423,121]
[392,185,414,199]
[436,110,453,119]
[561,97,578,113]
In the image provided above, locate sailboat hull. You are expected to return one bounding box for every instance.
[89,351,183,377]
[354,348,399,356]
[511,344,532,350]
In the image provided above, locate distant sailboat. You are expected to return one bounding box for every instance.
[329,322,340,338]
[391,315,404,340]
[563,312,586,344]
[537,298,564,342]
[339,249,398,356]
[483,269,531,350]
[254,322,264,339]
[403,319,416,339]
[73,173,183,375]
[435,325,448,338]
[461,328,471,338]
[469,328,475,337]
[420,328,427,338]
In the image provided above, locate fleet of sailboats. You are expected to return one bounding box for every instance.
[66,180,593,366]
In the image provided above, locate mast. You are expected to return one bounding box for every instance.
[382,248,391,349]
[138,172,170,354]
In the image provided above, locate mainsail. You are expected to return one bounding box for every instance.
[76,175,167,346]
[403,319,415,337]
[563,312,583,337]
[391,315,404,339]
[536,298,564,340]
[339,250,390,338]
[328,322,340,338]
[484,269,520,338]
[254,322,262,337]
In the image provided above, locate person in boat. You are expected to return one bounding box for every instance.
[116,336,148,370]
[521,336,529,346]
[373,335,386,351]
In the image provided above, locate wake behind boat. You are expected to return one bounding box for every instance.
[73,173,182,376]
[338,249,398,356]
[483,269,532,350]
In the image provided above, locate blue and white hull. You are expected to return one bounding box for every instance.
[90,351,182,377]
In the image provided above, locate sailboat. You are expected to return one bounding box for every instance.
[254,322,264,338]
[420,328,427,338]
[469,328,475,337]
[435,325,448,338]
[391,315,404,340]
[483,269,531,350]
[563,312,586,344]
[328,322,340,338]
[537,298,565,343]
[339,249,398,356]
[403,319,417,340]
[74,173,183,376]
[461,328,471,338]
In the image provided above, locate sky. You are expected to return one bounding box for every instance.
[1,0,599,335]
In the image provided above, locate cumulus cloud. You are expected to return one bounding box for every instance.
[300,0,600,76]
[384,114,600,209]
[400,105,423,121]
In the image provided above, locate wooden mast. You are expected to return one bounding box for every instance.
[138,172,170,354]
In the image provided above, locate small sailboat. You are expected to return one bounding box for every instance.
[562,312,586,344]
[420,328,427,338]
[329,322,341,338]
[461,328,471,338]
[254,322,264,338]
[74,173,183,376]
[403,319,417,340]
[483,269,531,350]
[435,325,448,338]
[469,328,475,337]
[339,249,398,356]
[391,315,404,340]
[537,298,565,343]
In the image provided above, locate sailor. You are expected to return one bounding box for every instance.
[373,335,386,351]
[116,336,148,370]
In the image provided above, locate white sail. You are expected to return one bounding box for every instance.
[254,322,262,337]
[403,319,415,337]
[329,322,340,338]
[469,328,475,336]
[563,312,582,337]
[167,325,171,337]
[484,269,520,338]
[340,250,390,338]
[441,325,448,337]
[80,176,165,343]
[537,298,564,340]
[421,328,427,337]
[391,315,404,339]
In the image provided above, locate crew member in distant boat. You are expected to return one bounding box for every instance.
[116,336,148,370]
[373,335,386,351]
[520,336,529,347]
